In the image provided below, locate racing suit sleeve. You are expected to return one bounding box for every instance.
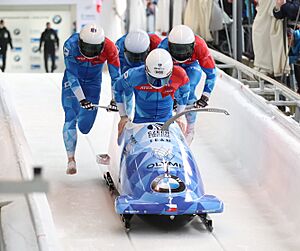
[114,70,133,117]
[7,30,13,49]
[195,37,217,97]
[39,31,44,51]
[54,30,59,49]
[106,44,121,92]
[63,42,85,101]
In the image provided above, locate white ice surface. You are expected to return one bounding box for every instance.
[0,71,300,251]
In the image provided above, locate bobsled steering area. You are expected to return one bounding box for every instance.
[98,106,229,231]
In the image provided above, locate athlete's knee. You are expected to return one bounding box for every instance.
[63,119,76,131]
[78,122,93,134]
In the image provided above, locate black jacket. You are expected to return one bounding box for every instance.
[0,27,13,53]
[39,28,59,53]
[273,0,300,20]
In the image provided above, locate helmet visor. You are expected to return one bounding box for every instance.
[124,48,149,63]
[146,72,171,88]
[79,39,104,58]
[168,42,194,62]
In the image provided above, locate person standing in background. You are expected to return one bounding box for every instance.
[39,22,59,73]
[252,0,287,76]
[273,0,300,20]
[273,0,300,94]
[0,19,13,72]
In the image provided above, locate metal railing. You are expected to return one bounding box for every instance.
[210,49,300,122]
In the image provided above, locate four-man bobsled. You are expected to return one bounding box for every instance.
[98,107,228,231]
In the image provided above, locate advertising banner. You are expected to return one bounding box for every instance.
[0,11,71,73]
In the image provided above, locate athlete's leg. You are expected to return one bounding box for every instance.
[62,86,80,174]
[77,108,98,134]
[77,89,100,134]
[184,62,202,145]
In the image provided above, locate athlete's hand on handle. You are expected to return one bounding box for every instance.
[173,99,178,111]
[108,99,118,112]
[118,116,130,137]
[194,94,209,108]
[80,99,94,110]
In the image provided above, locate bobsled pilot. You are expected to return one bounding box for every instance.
[114,48,190,136]
[62,23,120,175]
[115,29,161,115]
[159,25,217,145]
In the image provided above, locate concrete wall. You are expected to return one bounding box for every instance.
[199,70,300,232]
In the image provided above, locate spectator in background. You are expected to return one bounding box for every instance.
[286,28,300,93]
[273,0,300,94]
[273,0,300,20]
[39,22,59,73]
[0,19,13,72]
[252,0,287,76]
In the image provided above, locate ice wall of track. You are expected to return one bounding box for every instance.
[197,71,300,232]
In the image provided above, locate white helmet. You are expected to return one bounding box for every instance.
[79,23,105,58]
[168,25,195,63]
[145,48,173,88]
[124,30,150,63]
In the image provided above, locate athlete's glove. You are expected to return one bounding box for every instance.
[80,99,94,110]
[194,95,209,108]
[108,99,118,112]
[173,99,177,111]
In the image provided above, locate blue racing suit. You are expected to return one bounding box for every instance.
[115,33,161,115]
[62,33,120,157]
[114,65,190,123]
[159,35,217,124]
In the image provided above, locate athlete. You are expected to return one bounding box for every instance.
[159,25,217,145]
[114,48,190,136]
[62,23,120,175]
[115,30,161,115]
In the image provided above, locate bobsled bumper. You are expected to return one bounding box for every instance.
[115,194,223,215]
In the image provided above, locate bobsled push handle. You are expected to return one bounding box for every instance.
[161,107,230,131]
[92,104,119,112]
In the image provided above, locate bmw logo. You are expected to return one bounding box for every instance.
[13,28,21,36]
[151,175,185,193]
[14,55,21,62]
[32,46,39,53]
[52,15,62,24]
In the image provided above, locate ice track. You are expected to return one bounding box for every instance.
[0,71,300,251]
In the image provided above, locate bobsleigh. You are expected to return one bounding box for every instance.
[98,107,229,231]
